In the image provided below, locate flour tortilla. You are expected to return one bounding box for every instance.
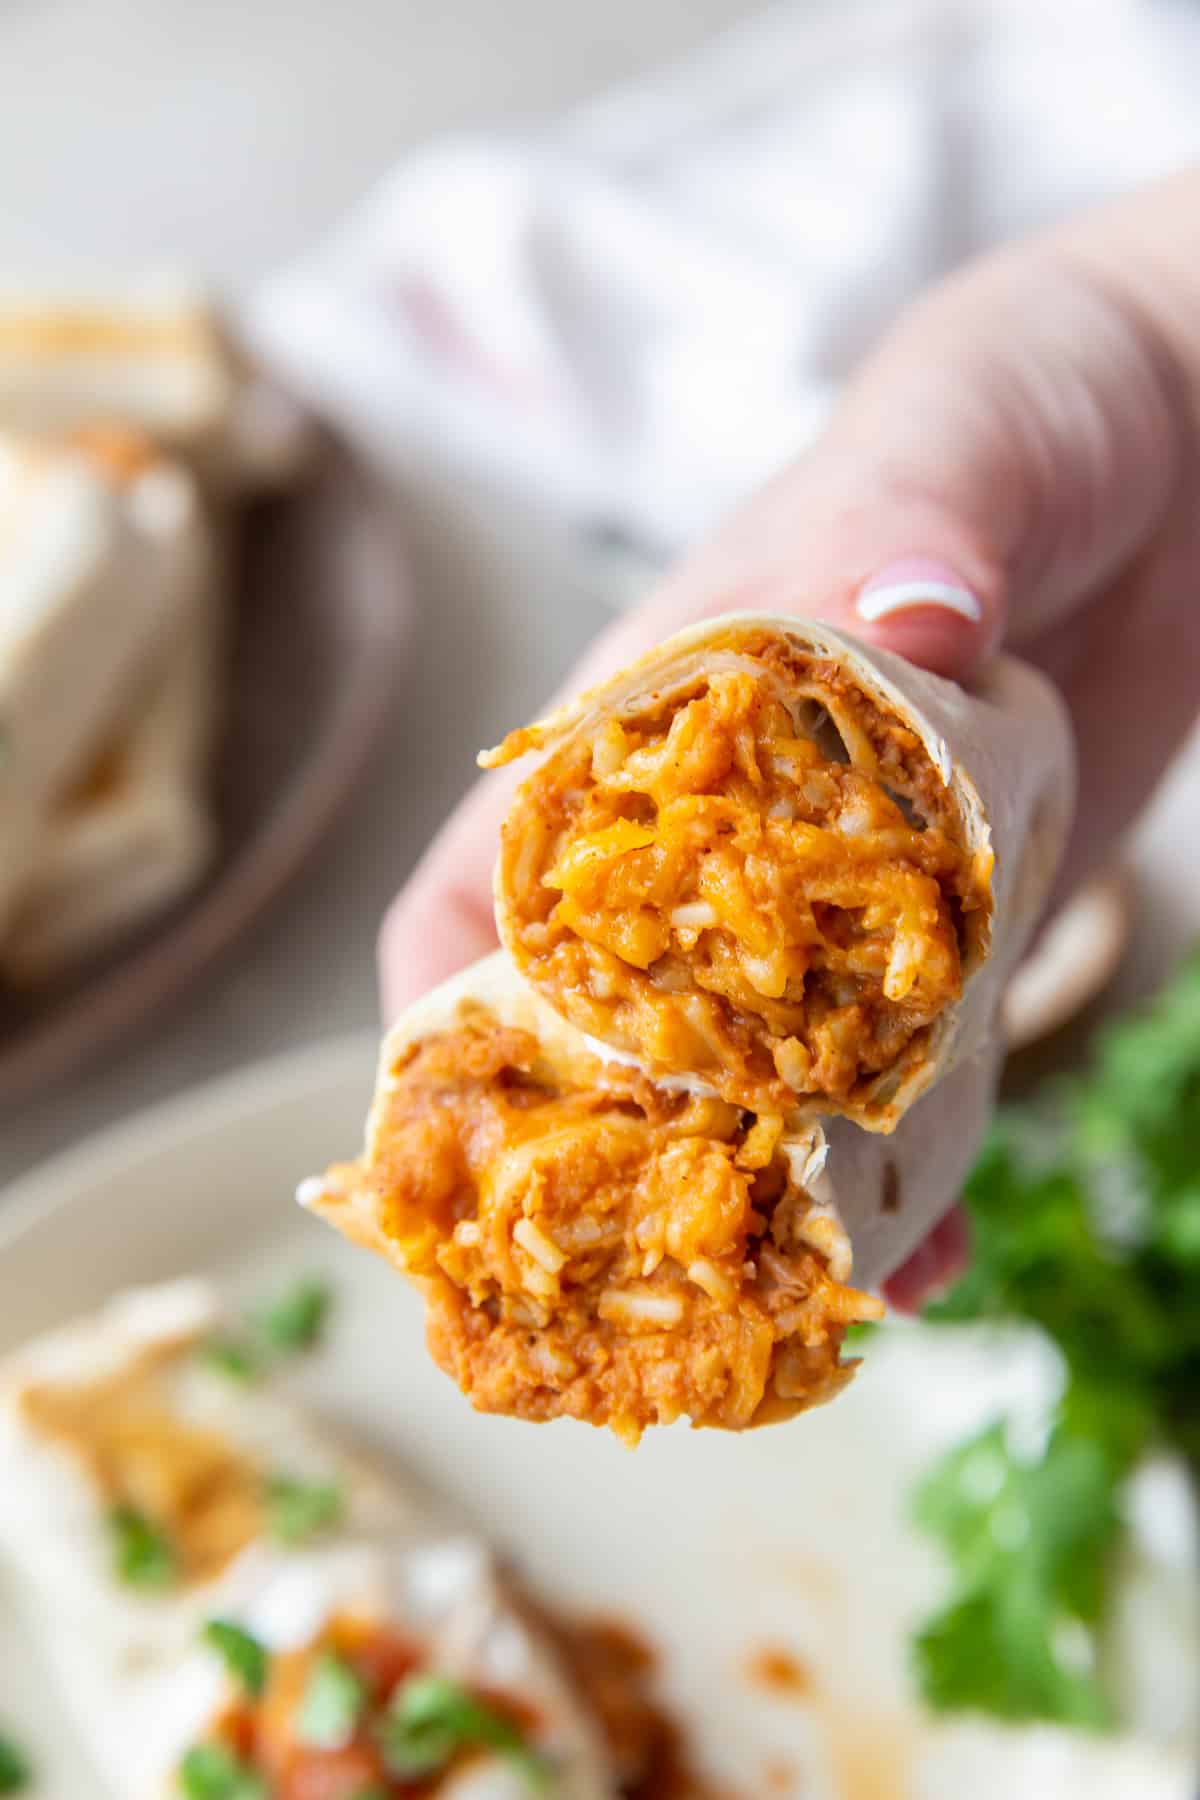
[301,951,612,1271]
[488,614,1075,1134]
[1,525,225,984]
[304,946,958,1298]
[0,435,210,941]
[0,277,312,491]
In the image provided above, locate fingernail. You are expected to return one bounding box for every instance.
[856,559,983,626]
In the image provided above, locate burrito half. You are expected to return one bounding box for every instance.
[2,520,224,984]
[483,616,1073,1131]
[0,427,209,940]
[0,275,311,491]
[303,953,882,1445]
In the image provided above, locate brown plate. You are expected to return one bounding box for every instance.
[0,435,410,1106]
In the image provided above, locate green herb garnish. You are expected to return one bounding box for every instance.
[257,1277,332,1353]
[911,948,1200,1727]
[295,1651,367,1748]
[263,1474,344,1546]
[202,1619,270,1699]
[0,1734,30,1793]
[911,1421,1119,1728]
[377,1674,550,1789]
[198,1335,264,1385]
[108,1504,176,1589]
[197,1277,334,1383]
[178,1743,267,1800]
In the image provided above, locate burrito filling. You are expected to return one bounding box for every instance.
[188,1611,545,1796]
[487,639,992,1116]
[314,1008,881,1444]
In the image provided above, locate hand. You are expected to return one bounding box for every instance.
[379,171,1200,1311]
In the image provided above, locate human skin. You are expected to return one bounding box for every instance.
[378,169,1200,1310]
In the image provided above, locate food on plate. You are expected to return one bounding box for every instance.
[0,427,209,942]
[0,276,310,491]
[0,1280,415,1689]
[0,276,315,992]
[484,616,1073,1130]
[148,1540,613,1798]
[306,615,1073,1438]
[2,502,224,983]
[303,953,883,1444]
[0,1279,637,1798]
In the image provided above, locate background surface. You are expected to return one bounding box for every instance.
[0,0,757,1180]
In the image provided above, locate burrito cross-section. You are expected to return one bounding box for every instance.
[304,615,1074,1439]
[484,618,1004,1128]
[304,958,882,1445]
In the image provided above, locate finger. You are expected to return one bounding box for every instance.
[881,1204,972,1313]
[378,761,519,1017]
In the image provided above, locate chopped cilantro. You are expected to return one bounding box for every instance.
[377,1673,550,1789]
[295,1651,367,1748]
[912,949,1200,1727]
[257,1277,332,1352]
[198,1335,263,1385]
[108,1504,176,1588]
[178,1743,267,1800]
[263,1474,344,1546]
[202,1619,269,1698]
[0,1734,30,1793]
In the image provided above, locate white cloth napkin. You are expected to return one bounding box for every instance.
[249,0,1200,576]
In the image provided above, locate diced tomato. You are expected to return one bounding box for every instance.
[277,1745,389,1800]
[348,1627,424,1703]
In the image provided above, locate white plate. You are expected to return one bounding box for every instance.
[1,1038,1196,1799]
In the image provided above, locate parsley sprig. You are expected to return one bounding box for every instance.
[377,1674,551,1790]
[912,949,1200,1727]
[264,1473,344,1546]
[198,1276,333,1386]
[202,1620,270,1699]
[911,1421,1119,1727]
[107,1503,176,1588]
[178,1743,267,1799]
[0,1733,30,1793]
[258,1277,332,1352]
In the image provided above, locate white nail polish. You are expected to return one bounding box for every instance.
[856,579,983,624]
